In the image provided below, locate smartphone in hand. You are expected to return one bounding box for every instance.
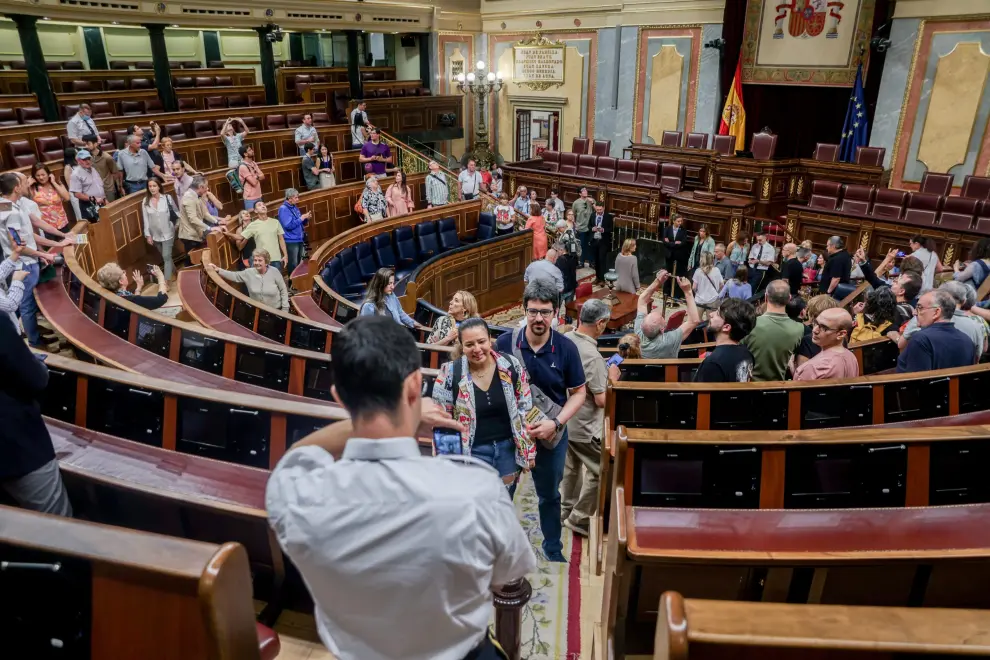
[432,428,463,456]
[7,226,22,246]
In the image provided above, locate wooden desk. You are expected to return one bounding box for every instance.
[795,157,886,202]
[567,289,638,331]
[713,157,801,219]
[625,143,716,191]
[669,191,757,244]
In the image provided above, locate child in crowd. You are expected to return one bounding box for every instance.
[493,193,516,236]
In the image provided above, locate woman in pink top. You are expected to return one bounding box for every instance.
[385,169,414,216]
[524,202,548,260]
[30,163,71,230]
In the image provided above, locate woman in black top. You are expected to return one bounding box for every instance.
[94,262,168,310]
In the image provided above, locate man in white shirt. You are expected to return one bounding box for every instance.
[458,159,483,201]
[66,103,99,147]
[747,231,775,292]
[350,101,372,148]
[267,316,536,660]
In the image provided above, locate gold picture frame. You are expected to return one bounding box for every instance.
[512,32,566,91]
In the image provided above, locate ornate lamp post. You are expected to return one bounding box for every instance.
[455,60,504,168]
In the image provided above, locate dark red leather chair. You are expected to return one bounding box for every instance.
[207,60,225,68]
[685,132,709,149]
[591,139,610,157]
[70,80,95,93]
[194,76,215,87]
[90,102,113,118]
[129,78,153,89]
[0,108,17,127]
[9,61,26,70]
[809,180,842,210]
[920,172,953,197]
[636,160,659,185]
[45,62,62,71]
[312,74,328,83]
[751,132,778,160]
[661,131,681,147]
[256,623,280,660]
[16,107,44,124]
[214,76,233,86]
[286,113,304,126]
[266,114,287,130]
[393,88,406,97]
[34,137,64,162]
[109,60,130,70]
[205,97,227,109]
[6,141,38,167]
[173,76,194,88]
[248,95,267,107]
[713,134,736,156]
[418,87,431,96]
[961,175,990,201]
[242,117,260,131]
[62,60,84,70]
[813,143,839,162]
[939,197,979,231]
[228,95,248,108]
[106,79,128,91]
[312,112,331,126]
[855,146,885,167]
[577,154,598,177]
[541,150,559,171]
[571,137,589,154]
[192,120,215,137]
[871,189,908,219]
[596,157,617,180]
[111,129,129,150]
[903,192,942,225]
[558,152,579,175]
[177,98,197,111]
[135,61,154,69]
[120,101,145,116]
[62,105,80,121]
[163,123,187,140]
[616,159,637,183]
[660,163,684,195]
[839,184,874,215]
[182,60,202,69]
[145,99,163,112]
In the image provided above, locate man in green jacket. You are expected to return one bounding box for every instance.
[741,279,804,381]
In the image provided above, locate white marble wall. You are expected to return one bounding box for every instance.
[869,18,922,169]
[593,26,638,157]
[696,24,723,137]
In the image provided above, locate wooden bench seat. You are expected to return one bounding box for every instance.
[35,275,313,405]
[177,269,270,341]
[652,592,990,659]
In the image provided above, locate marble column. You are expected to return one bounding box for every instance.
[869,18,922,169]
[593,26,638,157]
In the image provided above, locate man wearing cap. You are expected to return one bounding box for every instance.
[82,135,123,202]
[69,149,108,216]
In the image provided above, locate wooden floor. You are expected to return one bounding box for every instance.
[271,516,607,660]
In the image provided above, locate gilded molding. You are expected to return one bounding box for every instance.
[788,176,796,196]
[730,217,739,241]
[761,177,770,200]
[944,244,955,264]
[889,19,926,181]
[796,177,804,197]
[707,168,714,191]
[860,231,870,252]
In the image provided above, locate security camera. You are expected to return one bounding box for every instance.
[264,23,284,43]
[870,36,891,53]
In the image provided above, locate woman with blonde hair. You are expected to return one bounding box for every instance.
[614,238,640,293]
[605,333,642,381]
[428,290,480,345]
[727,231,750,273]
[692,250,724,310]
[431,317,534,492]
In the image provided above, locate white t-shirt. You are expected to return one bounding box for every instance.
[693,266,724,306]
[911,247,938,290]
[494,204,515,230]
[458,170,482,196]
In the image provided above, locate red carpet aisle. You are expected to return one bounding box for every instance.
[511,471,584,659]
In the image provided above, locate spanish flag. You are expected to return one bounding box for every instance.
[718,58,746,153]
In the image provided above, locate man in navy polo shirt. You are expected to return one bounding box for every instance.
[495,279,586,562]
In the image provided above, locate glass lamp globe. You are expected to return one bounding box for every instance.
[456,73,465,83]
[496,71,504,80]
[476,60,485,70]
[486,71,496,82]
[467,72,476,82]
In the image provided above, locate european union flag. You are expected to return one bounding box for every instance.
[839,64,868,163]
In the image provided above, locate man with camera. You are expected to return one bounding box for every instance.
[267,316,535,660]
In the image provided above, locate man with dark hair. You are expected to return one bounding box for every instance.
[590,200,613,285]
[294,112,320,155]
[359,127,392,178]
[747,231,775,292]
[820,235,853,299]
[350,100,371,148]
[267,316,535,659]
[741,280,804,381]
[237,144,265,210]
[495,280,586,562]
[300,143,320,190]
[897,290,973,373]
[694,298,756,383]
[571,187,594,268]
[126,121,160,151]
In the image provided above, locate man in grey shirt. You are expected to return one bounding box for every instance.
[117,135,164,195]
[301,143,320,190]
[425,160,449,208]
[714,243,734,281]
[524,248,564,293]
[294,113,320,155]
[634,269,701,358]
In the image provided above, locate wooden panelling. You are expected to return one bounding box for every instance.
[349,96,465,141]
[277,66,396,103]
[0,93,39,109]
[174,85,267,110]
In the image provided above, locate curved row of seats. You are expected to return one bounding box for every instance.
[539,151,682,188]
[1,59,220,70]
[806,173,990,231]
[322,213,496,300]
[6,111,334,168]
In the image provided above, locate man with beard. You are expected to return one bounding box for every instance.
[495,279,586,563]
[694,298,756,383]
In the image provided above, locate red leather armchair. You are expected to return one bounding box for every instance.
[571,137,589,154]
[903,192,942,225]
[558,152,579,175]
[636,160,659,185]
[809,180,842,210]
[661,131,682,147]
[685,132,709,149]
[751,132,778,160]
[577,155,598,177]
[713,134,736,156]
[839,184,874,215]
[616,159,637,183]
[855,146,885,167]
[541,150,560,172]
[813,143,839,162]
[871,189,908,219]
[591,139,611,157]
[596,157,617,180]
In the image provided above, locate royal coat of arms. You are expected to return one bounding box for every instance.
[774,0,844,39]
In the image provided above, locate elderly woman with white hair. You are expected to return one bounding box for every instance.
[206,248,289,312]
[360,176,389,223]
[95,262,168,310]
